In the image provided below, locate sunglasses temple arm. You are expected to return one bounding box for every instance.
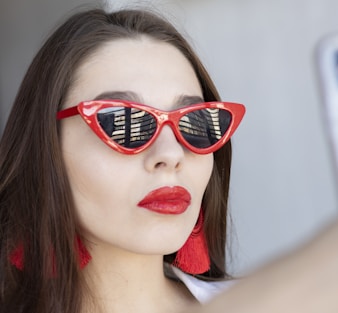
[57,106,80,120]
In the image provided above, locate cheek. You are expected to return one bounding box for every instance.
[194,154,214,196]
[62,138,139,245]
[60,119,129,211]
[63,143,129,208]
[181,153,213,222]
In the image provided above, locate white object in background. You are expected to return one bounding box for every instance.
[316,33,338,177]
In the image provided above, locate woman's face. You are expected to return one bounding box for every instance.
[61,37,213,257]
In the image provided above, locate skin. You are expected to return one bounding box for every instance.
[60,36,213,312]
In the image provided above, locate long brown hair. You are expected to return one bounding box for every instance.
[0,8,232,312]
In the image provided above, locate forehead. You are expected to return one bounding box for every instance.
[65,37,202,109]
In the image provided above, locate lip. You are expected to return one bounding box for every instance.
[137,186,191,215]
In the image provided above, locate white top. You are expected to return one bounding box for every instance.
[171,266,236,304]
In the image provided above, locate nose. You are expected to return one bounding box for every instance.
[143,125,185,172]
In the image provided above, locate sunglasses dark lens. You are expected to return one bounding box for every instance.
[179,108,232,148]
[97,107,157,148]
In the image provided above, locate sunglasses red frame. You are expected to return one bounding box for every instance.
[57,99,245,154]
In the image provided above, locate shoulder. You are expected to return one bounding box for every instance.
[170,266,236,304]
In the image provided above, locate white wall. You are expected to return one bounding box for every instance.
[106,0,338,274]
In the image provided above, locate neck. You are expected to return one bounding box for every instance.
[82,246,197,313]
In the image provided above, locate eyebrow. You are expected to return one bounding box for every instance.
[93,91,204,108]
[94,91,142,102]
[174,95,205,108]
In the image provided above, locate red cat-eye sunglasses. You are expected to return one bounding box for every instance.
[57,99,245,155]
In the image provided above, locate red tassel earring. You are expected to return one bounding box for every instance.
[9,243,24,270]
[9,236,91,271]
[173,210,210,275]
[75,236,92,269]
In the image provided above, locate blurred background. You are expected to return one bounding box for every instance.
[1,0,337,275]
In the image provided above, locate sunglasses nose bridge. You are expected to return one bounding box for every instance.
[158,113,169,122]
[154,112,181,142]
[157,111,179,130]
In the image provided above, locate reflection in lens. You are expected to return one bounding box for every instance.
[97,107,156,148]
[179,108,232,148]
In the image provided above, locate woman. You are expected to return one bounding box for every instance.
[0,8,245,312]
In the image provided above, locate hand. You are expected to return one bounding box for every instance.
[190,219,338,313]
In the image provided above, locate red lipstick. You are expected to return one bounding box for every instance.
[137,186,191,214]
